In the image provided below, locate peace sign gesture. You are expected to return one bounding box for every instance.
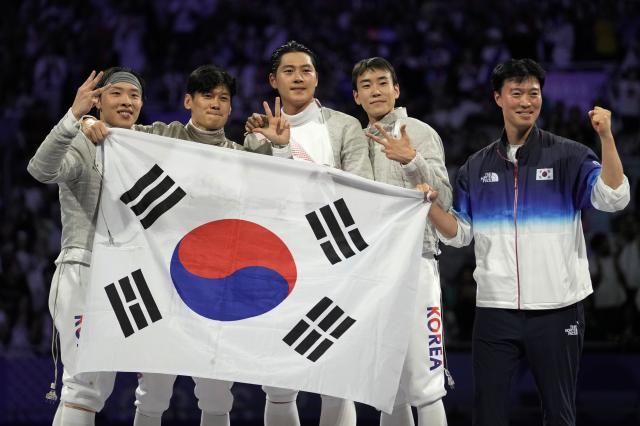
[251,97,291,146]
[366,123,417,165]
[70,70,110,120]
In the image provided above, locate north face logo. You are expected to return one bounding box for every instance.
[481,172,499,183]
[565,324,578,336]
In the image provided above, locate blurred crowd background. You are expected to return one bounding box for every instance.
[0,0,640,425]
[2,0,640,356]
[0,0,639,423]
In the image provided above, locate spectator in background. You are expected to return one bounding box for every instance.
[589,233,627,337]
[617,214,640,337]
[0,0,639,360]
[0,254,31,348]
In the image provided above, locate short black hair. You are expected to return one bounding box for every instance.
[270,40,318,75]
[351,57,399,90]
[491,58,546,93]
[186,65,236,99]
[97,66,145,100]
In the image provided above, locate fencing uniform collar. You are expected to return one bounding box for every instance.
[282,99,322,126]
[186,119,227,146]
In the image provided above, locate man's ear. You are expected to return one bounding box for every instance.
[353,90,362,106]
[269,73,277,90]
[494,91,503,108]
[184,94,193,110]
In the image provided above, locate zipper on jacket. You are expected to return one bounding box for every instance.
[513,160,521,309]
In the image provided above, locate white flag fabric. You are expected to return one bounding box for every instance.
[76,128,430,411]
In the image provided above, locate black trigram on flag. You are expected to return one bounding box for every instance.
[305,198,368,265]
[104,269,162,338]
[283,297,356,362]
[120,164,186,229]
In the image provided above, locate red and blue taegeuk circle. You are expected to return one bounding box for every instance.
[170,219,297,321]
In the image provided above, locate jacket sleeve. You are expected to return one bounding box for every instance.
[339,117,374,180]
[27,109,84,183]
[243,133,280,157]
[590,175,630,212]
[400,121,453,211]
[438,160,474,247]
[438,215,473,248]
[573,145,630,212]
[133,122,169,135]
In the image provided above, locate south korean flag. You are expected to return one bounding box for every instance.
[78,127,429,412]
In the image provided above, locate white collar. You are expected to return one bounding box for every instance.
[281,100,322,127]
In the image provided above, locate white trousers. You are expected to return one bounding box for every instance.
[50,261,116,412]
[392,257,446,407]
[135,373,233,417]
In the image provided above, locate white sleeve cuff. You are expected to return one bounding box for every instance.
[61,108,80,134]
[591,175,631,212]
[255,133,292,152]
[271,141,292,159]
[400,151,419,172]
[271,142,290,150]
[595,174,629,193]
[437,212,472,247]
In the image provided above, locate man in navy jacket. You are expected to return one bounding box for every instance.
[421,58,629,426]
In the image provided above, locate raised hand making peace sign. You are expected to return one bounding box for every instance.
[70,70,110,120]
[251,97,291,146]
[366,123,417,165]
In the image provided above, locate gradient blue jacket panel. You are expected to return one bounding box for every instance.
[454,126,601,229]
